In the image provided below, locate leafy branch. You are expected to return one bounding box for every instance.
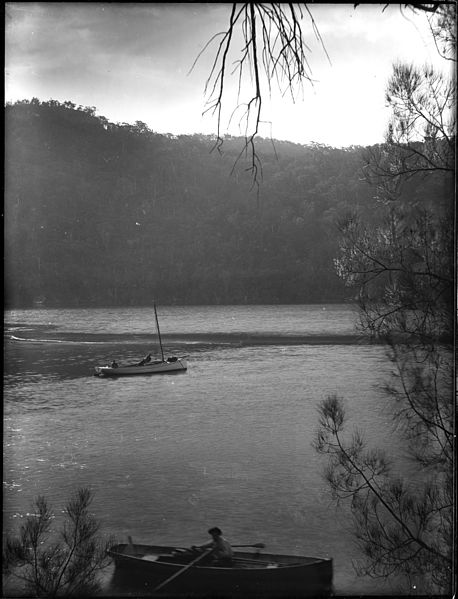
[3,488,115,597]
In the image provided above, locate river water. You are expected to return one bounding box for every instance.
[3,304,408,595]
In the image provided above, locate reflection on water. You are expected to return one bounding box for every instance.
[6,304,359,336]
[3,306,405,596]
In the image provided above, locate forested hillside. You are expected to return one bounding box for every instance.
[3,99,440,308]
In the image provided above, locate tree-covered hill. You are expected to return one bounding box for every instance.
[3,99,431,308]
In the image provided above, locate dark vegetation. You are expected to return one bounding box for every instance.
[315,57,454,594]
[3,488,114,597]
[4,98,446,309]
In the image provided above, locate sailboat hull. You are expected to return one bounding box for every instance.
[94,359,187,377]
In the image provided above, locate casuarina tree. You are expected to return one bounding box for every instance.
[315,5,455,593]
[3,488,115,597]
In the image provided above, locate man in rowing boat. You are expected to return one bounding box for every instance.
[193,527,233,566]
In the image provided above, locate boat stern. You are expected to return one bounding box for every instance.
[94,366,111,377]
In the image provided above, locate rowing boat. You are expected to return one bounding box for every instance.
[107,542,333,597]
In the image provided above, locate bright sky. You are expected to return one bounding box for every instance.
[4,3,449,147]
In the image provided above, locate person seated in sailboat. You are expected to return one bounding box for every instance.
[111,360,118,368]
[138,353,152,366]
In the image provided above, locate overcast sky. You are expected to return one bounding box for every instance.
[5,3,449,147]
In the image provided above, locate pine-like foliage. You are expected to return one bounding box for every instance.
[3,488,115,597]
[316,7,454,593]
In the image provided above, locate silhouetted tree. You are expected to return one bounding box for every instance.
[315,12,454,593]
[3,488,115,597]
[199,3,450,186]
[194,3,327,186]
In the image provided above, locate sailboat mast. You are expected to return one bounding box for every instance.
[154,303,165,362]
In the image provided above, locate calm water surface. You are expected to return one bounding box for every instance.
[4,305,408,595]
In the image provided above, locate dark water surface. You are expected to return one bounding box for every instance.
[4,305,408,595]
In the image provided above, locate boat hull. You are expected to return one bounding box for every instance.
[107,543,333,597]
[94,359,187,377]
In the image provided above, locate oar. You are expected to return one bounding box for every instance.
[153,547,213,592]
[175,542,265,552]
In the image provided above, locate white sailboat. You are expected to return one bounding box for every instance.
[94,304,187,377]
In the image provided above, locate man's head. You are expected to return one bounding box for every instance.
[208,527,222,538]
